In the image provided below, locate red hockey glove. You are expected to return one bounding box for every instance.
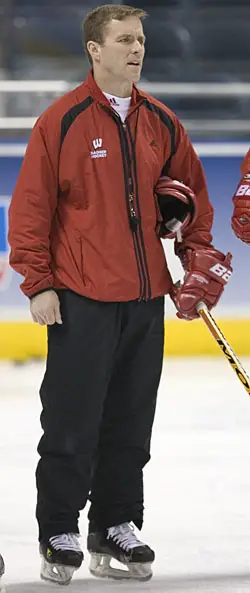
[155,176,197,239]
[170,248,232,320]
[231,174,250,244]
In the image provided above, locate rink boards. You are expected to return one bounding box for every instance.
[0,141,249,359]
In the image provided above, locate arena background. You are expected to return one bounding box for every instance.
[0,0,249,360]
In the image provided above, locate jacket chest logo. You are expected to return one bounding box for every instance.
[91,138,107,159]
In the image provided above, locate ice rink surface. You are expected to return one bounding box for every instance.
[1,357,250,592]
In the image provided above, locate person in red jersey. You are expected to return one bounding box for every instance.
[232,149,250,244]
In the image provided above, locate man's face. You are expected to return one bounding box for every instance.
[93,17,146,83]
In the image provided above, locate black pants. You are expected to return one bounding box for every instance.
[36,290,165,541]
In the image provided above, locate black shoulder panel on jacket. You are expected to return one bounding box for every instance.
[60,96,94,150]
[143,99,176,175]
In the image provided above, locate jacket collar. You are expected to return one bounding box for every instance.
[82,70,144,109]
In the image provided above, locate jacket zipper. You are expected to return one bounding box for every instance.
[118,118,151,300]
[116,120,144,300]
[122,122,151,301]
[101,104,151,300]
[126,120,152,300]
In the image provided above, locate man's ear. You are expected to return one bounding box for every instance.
[87,41,101,62]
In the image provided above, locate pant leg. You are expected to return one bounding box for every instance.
[36,290,121,541]
[88,296,165,530]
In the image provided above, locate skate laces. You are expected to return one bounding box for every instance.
[49,533,81,553]
[107,523,144,552]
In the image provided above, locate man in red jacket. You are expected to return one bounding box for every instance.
[8,3,232,585]
[232,149,250,244]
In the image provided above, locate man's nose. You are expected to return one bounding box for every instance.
[132,40,142,53]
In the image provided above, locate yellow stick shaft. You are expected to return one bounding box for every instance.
[197,302,250,396]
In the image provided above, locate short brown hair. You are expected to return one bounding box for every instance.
[82,4,147,64]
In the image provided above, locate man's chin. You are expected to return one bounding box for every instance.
[130,70,142,83]
[134,73,141,83]
[125,64,142,83]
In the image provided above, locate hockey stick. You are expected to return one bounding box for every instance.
[196,301,250,395]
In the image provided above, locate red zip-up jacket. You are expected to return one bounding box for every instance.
[8,71,213,301]
[241,149,250,175]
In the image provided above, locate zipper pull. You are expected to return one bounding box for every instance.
[129,193,139,228]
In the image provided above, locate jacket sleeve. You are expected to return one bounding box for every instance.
[241,149,250,175]
[8,114,59,298]
[167,117,214,255]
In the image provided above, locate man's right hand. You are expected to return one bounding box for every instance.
[30,289,62,325]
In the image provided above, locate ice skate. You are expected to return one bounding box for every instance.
[87,522,154,581]
[0,554,5,593]
[39,533,83,585]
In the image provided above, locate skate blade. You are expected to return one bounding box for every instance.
[89,553,153,581]
[40,557,76,585]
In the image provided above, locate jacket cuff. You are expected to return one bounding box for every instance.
[28,287,54,300]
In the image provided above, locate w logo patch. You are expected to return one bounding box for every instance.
[0,197,11,290]
[93,138,102,150]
